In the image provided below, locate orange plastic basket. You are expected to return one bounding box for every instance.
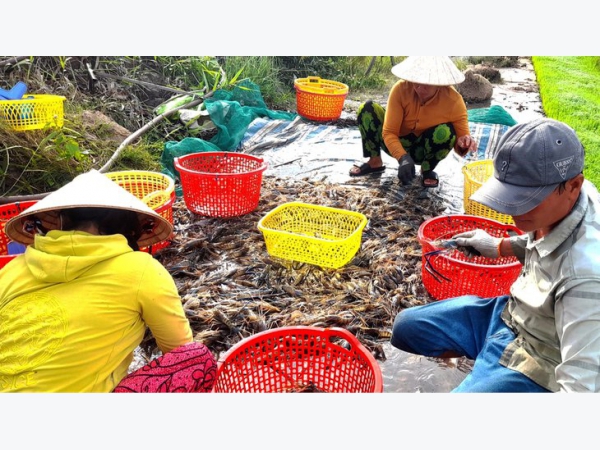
[418,215,523,300]
[0,200,38,271]
[174,151,267,218]
[213,326,383,393]
[462,160,514,225]
[104,170,175,254]
[0,94,66,131]
[294,76,349,122]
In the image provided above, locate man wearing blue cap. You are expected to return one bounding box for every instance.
[391,118,600,392]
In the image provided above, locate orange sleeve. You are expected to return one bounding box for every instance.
[382,80,409,160]
[382,83,470,160]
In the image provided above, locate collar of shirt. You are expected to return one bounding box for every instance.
[528,187,588,258]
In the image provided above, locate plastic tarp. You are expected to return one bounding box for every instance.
[237,106,517,214]
[162,82,518,213]
[161,80,297,194]
[204,79,296,151]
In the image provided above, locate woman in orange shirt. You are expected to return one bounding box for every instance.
[349,56,477,187]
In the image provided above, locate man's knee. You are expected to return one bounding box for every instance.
[390,307,422,353]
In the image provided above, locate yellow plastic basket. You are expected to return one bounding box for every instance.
[104,170,175,205]
[257,202,368,269]
[0,94,66,131]
[462,160,514,225]
[294,76,349,122]
[104,170,176,253]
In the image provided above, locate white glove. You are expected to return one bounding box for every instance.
[452,229,502,258]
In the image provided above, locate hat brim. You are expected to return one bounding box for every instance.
[470,176,558,216]
[4,170,173,248]
[6,206,172,248]
[391,56,465,86]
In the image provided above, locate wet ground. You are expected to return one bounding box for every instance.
[375,58,545,392]
[275,57,545,392]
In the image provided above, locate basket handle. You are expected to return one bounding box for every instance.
[142,191,169,209]
[306,76,322,83]
[323,327,366,351]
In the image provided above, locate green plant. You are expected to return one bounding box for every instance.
[221,56,292,109]
[37,126,86,161]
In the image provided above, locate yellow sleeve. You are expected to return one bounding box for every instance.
[137,258,193,354]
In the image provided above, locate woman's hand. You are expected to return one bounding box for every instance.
[455,135,477,157]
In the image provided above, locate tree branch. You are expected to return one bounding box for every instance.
[98,95,210,173]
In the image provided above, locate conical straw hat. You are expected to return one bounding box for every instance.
[391,56,465,86]
[5,169,173,248]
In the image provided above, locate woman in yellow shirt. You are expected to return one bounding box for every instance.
[0,170,216,393]
[349,56,477,187]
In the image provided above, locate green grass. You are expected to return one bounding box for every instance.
[532,56,600,186]
[221,56,400,111]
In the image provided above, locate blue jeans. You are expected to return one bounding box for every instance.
[391,295,550,393]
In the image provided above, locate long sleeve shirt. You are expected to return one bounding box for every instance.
[501,181,600,392]
[382,80,470,160]
[0,230,192,392]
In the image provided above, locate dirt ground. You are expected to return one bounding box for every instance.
[344,57,543,123]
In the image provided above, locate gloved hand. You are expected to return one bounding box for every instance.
[453,229,502,258]
[397,154,416,185]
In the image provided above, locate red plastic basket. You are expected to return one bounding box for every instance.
[418,215,523,300]
[213,326,383,393]
[174,152,267,218]
[141,193,174,254]
[0,200,38,271]
[0,256,15,270]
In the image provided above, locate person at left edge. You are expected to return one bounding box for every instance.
[0,169,216,393]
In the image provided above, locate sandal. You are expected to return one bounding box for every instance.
[421,170,439,188]
[349,163,386,177]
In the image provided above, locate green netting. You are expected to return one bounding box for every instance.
[161,137,220,196]
[204,79,296,151]
[468,105,518,126]
[161,79,297,196]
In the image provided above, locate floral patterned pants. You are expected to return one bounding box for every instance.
[113,342,217,393]
[357,100,457,173]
